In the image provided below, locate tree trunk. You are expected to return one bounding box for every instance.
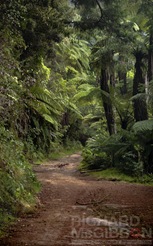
[100,68,115,135]
[118,55,127,95]
[118,71,127,95]
[110,73,115,87]
[133,51,148,121]
[110,72,117,134]
[148,33,153,82]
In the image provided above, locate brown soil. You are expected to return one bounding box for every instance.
[1,153,153,246]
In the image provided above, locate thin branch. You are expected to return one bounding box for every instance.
[76,194,109,206]
[95,0,103,19]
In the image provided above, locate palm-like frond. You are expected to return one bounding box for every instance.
[58,95,82,119]
[83,114,102,123]
[73,84,101,104]
[26,85,62,129]
[133,119,153,133]
[30,86,62,112]
[87,132,130,159]
[56,37,90,73]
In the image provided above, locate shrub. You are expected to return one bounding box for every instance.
[0,126,40,233]
[116,151,143,176]
[82,148,111,170]
[82,131,145,176]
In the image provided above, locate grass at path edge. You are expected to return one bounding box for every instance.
[79,164,153,185]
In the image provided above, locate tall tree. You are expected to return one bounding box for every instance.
[100,68,115,135]
[140,1,153,82]
[133,49,148,121]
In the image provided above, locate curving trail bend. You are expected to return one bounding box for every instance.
[1,153,153,246]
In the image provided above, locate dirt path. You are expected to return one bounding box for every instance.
[1,153,153,246]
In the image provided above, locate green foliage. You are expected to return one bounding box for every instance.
[49,140,82,160]
[51,36,93,94]
[72,0,153,178]
[74,84,101,105]
[0,0,78,236]
[28,85,62,128]
[87,168,136,182]
[81,148,111,170]
[82,130,145,176]
[0,127,40,232]
[116,151,143,176]
[133,119,153,134]
[87,168,153,185]
[132,119,153,174]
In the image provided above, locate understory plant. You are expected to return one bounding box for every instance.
[82,121,153,177]
[0,126,40,234]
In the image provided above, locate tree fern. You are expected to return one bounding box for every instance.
[133,119,153,134]
[73,84,102,104]
[25,85,62,129]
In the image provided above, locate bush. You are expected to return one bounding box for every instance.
[116,151,143,176]
[82,148,111,170]
[82,131,145,176]
[0,127,40,233]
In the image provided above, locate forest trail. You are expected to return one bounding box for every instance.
[1,153,153,246]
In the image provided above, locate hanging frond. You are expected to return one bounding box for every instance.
[73,84,101,104]
[83,114,102,123]
[56,36,91,73]
[30,85,62,112]
[130,93,147,101]
[87,132,129,154]
[42,114,58,130]
[25,85,63,129]
[58,95,82,119]
[133,119,153,133]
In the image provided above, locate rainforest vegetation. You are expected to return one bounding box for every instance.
[1,0,153,234]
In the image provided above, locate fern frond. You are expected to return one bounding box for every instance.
[83,114,102,123]
[74,84,101,104]
[42,114,58,130]
[133,119,153,133]
[27,100,59,129]
[130,93,147,101]
[30,85,62,111]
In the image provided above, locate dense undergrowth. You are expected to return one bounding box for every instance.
[0,125,82,237]
[79,165,153,185]
[80,130,153,185]
[0,127,40,237]
[79,121,153,182]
